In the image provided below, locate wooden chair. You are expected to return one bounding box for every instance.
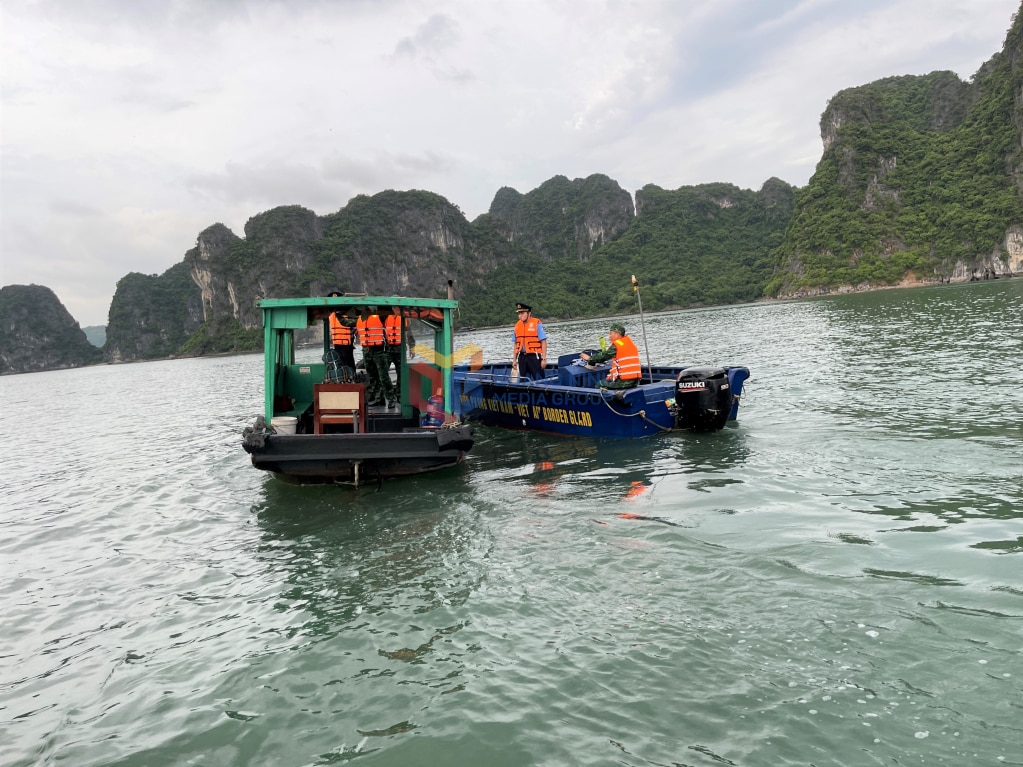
[313,383,367,434]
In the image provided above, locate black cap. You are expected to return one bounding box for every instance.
[515,302,532,314]
[327,290,343,297]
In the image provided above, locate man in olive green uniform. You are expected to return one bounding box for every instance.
[385,306,415,403]
[357,308,393,406]
[363,308,397,407]
[580,323,643,389]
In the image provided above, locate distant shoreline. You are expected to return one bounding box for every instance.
[469,273,1021,332]
[12,274,1016,374]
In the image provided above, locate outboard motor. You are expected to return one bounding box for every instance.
[673,367,732,430]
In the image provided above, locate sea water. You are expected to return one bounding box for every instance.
[1,279,1020,766]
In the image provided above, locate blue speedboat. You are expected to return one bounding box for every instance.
[452,352,750,439]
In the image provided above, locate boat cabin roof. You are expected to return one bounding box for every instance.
[259,295,458,329]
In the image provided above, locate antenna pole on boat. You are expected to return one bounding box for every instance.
[632,275,653,380]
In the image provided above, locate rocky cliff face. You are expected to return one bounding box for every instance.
[104,262,205,363]
[104,182,632,361]
[941,224,1023,279]
[487,174,634,261]
[821,71,978,153]
[0,284,103,374]
[186,222,248,329]
[318,190,499,299]
[180,192,516,338]
[769,7,1023,298]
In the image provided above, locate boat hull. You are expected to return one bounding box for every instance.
[453,360,749,439]
[244,426,474,484]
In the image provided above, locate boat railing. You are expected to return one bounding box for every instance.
[456,362,690,390]
[457,367,560,387]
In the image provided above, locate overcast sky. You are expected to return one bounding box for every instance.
[1,0,1018,326]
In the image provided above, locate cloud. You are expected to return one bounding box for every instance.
[1,0,1018,326]
[49,199,104,218]
[185,151,457,215]
[392,13,462,60]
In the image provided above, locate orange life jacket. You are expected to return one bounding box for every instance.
[329,313,353,346]
[608,335,641,381]
[358,315,386,347]
[385,314,403,346]
[404,307,443,322]
[514,317,543,355]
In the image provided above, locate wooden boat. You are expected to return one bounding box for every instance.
[242,294,474,485]
[452,352,750,439]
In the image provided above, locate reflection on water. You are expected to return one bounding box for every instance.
[466,424,752,498]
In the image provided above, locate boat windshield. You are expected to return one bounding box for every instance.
[404,311,481,419]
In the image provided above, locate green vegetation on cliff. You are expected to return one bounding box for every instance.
[488,174,635,261]
[0,284,103,374]
[459,180,794,325]
[105,262,203,361]
[768,11,1023,295]
[312,190,472,293]
[178,318,262,356]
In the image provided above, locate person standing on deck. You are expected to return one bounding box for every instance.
[355,311,376,402]
[357,308,390,406]
[512,302,547,381]
[360,307,397,408]
[580,323,642,389]
[385,306,415,401]
[327,292,357,374]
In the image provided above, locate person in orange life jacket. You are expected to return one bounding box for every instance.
[355,311,375,401]
[385,306,416,399]
[327,291,357,372]
[512,302,547,380]
[580,323,642,389]
[358,307,396,407]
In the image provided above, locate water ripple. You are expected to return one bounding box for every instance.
[2,281,1022,766]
